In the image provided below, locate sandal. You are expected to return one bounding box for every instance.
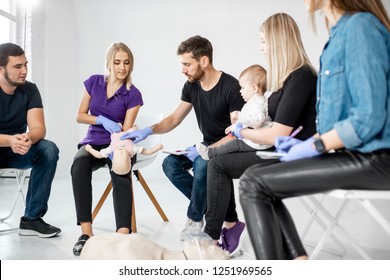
[73,234,90,256]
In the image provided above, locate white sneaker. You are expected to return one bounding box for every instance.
[180,218,204,241]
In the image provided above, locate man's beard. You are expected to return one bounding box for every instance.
[186,67,205,82]
[4,70,26,87]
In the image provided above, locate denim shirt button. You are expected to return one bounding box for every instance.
[325,70,330,75]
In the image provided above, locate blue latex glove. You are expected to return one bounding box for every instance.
[274,136,303,153]
[280,137,320,162]
[96,115,122,133]
[120,127,153,144]
[185,146,200,162]
[230,122,244,139]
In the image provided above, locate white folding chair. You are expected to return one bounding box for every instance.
[0,168,30,233]
[299,189,390,259]
[91,113,169,232]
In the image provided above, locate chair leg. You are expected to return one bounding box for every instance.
[359,199,390,236]
[130,176,137,233]
[92,181,113,221]
[92,170,168,232]
[0,170,28,222]
[135,171,169,222]
[299,196,346,257]
[308,195,372,260]
[92,176,137,232]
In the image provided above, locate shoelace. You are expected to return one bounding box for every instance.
[35,218,49,227]
[220,233,229,250]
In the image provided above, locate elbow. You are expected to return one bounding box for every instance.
[76,114,83,124]
[41,127,47,139]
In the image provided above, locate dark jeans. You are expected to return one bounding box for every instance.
[0,139,59,219]
[239,149,390,260]
[71,145,135,231]
[208,139,257,159]
[204,148,278,240]
[162,154,208,222]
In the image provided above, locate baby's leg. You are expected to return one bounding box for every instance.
[207,140,254,159]
[140,143,164,155]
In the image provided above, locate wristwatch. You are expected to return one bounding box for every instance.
[313,138,326,154]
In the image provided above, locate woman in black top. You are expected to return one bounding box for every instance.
[203,13,317,256]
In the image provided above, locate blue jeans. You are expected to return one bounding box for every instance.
[162,154,207,222]
[0,139,59,219]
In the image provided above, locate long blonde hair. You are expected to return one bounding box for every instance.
[308,0,390,31]
[260,13,316,92]
[105,42,134,90]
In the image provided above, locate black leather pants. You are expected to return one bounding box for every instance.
[239,149,390,260]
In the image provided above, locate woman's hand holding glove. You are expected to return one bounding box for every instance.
[279,137,320,162]
[96,115,122,133]
[274,136,303,154]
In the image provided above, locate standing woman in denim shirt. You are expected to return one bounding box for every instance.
[239,0,390,260]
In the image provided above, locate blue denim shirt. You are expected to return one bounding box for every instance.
[317,13,390,152]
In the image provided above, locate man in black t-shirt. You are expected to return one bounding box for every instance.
[0,43,61,238]
[120,36,245,240]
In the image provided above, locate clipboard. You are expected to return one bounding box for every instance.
[163,149,188,155]
[256,151,285,159]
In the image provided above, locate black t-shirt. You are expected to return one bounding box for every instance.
[181,72,245,145]
[0,81,43,135]
[268,65,317,140]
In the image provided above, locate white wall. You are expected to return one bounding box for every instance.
[40,0,79,177]
[35,0,389,177]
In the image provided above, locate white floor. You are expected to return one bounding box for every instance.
[1,168,390,260]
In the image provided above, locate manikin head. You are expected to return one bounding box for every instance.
[111,147,131,175]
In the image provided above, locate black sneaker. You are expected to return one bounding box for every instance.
[19,217,61,238]
[73,234,90,256]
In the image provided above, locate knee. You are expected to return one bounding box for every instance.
[162,155,178,178]
[37,139,59,163]
[239,165,265,197]
[71,153,89,177]
[111,172,131,187]
[208,157,223,172]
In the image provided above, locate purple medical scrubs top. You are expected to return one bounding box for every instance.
[79,75,143,146]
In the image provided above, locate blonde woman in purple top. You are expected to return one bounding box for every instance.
[71,42,143,256]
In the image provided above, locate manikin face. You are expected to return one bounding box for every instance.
[179,52,205,82]
[111,50,131,82]
[112,147,131,175]
[239,75,257,102]
[0,55,28,87]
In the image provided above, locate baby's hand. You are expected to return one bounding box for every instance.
[85,144,92,152]
[156,143,163,150]
[230,111,239,123]
[225,126,233,135]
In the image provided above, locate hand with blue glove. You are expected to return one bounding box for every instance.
[185,146,200,162]
[230,122,244,139]
[120,127,153,144]
[274,136,303,154]
[280,137,320,162]
[96,115,122,133]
